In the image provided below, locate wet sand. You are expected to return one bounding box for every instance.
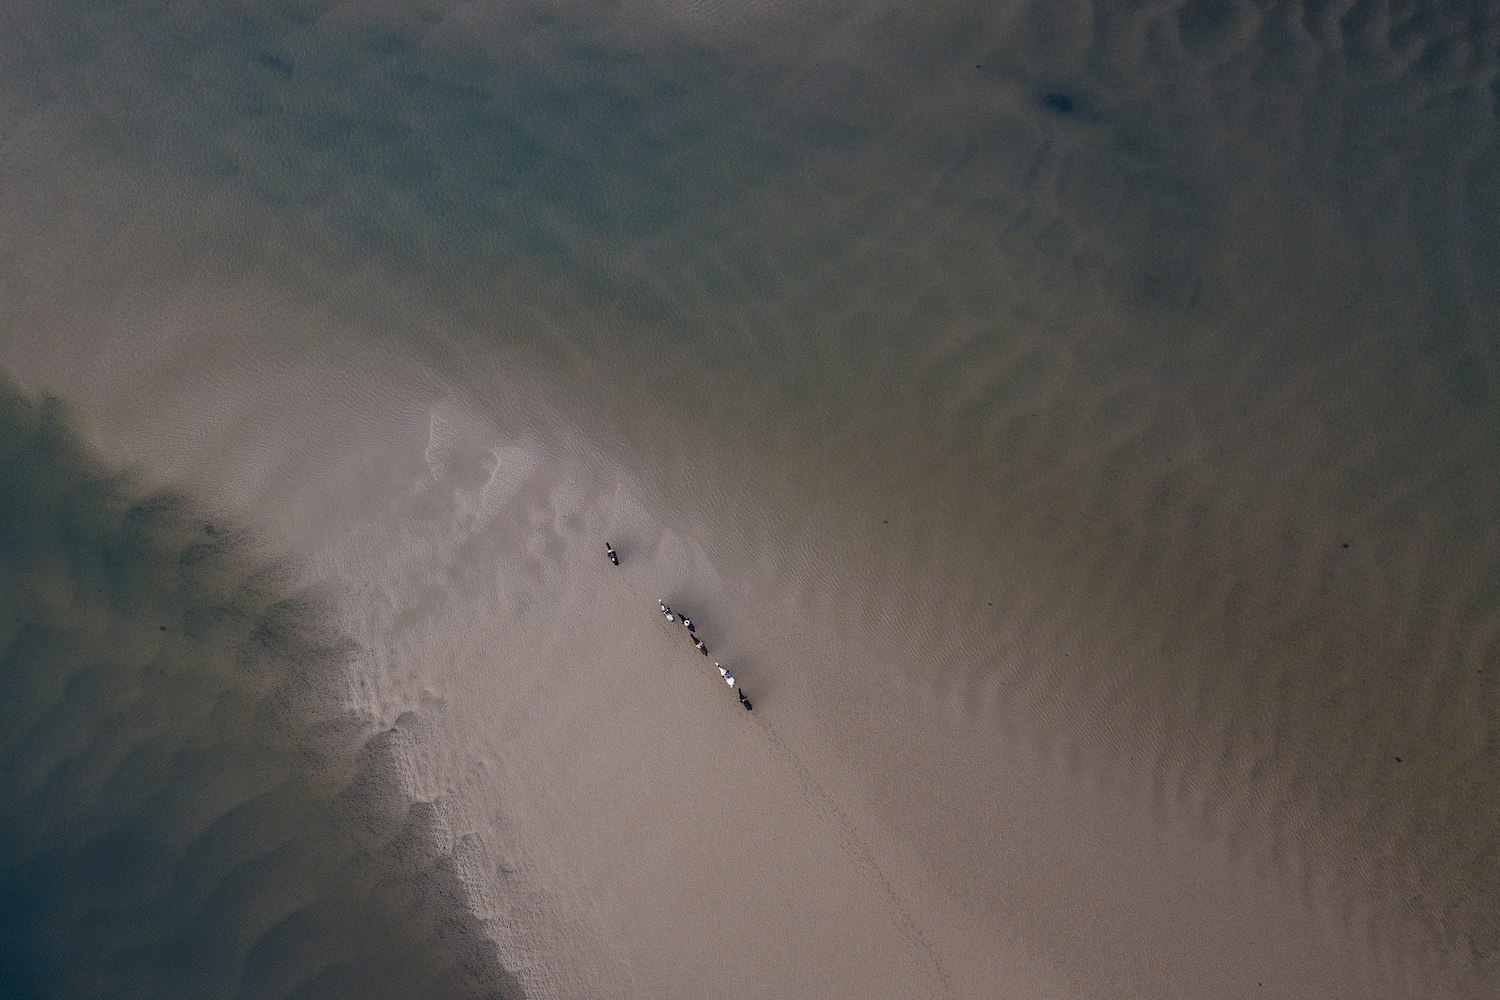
[1,299,1476,996]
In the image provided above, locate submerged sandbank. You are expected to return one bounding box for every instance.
[0,0,1496,994]
[6,300,1476,996]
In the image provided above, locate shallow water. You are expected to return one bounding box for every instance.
[0,379,523,999]
[1,0,1497,996]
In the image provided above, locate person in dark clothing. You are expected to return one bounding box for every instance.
[694,637,707,655]
[682,617,694,632]
[738,689,753,711]
[606,543,619,565]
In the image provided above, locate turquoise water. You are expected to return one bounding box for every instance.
[1,0,1498,995]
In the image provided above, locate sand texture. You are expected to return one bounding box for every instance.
[1,0,1498,997]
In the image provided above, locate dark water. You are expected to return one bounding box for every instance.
[0,377,522,999]
[1,0,1498,995]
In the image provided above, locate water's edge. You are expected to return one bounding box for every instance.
[0,375,524,1000]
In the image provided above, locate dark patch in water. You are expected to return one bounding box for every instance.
[256,52,294,78]
[1041,91,1075,115]
[0,374,524,999]
[1038,89,1103,123]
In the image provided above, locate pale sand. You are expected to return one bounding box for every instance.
[0,281,1440,998]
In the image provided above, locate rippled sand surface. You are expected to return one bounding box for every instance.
[1,1,1497,997]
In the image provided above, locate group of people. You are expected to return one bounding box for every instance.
[655,598,753,711]
[607,542,752,711]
